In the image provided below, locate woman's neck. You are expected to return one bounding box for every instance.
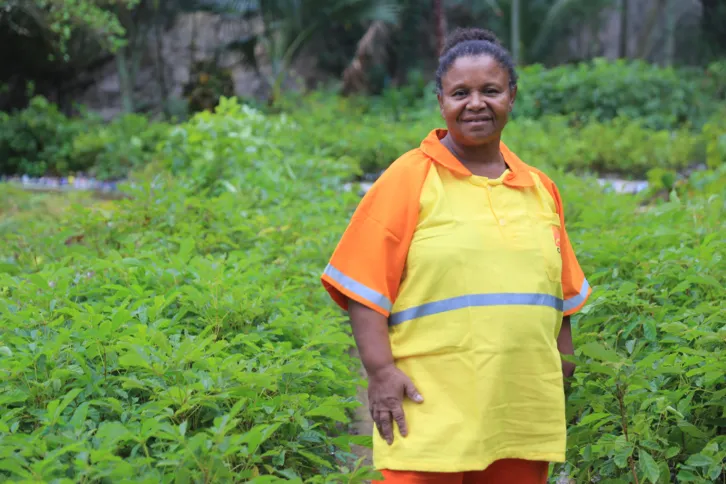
[441,134,506,177]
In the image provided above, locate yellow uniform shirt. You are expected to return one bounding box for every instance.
[322,129,591,472]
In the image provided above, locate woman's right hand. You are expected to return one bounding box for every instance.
[367,364,424,445]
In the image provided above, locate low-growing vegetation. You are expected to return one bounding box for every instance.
[0,100,376,483]
[3,60,726,184]
[0,91,724,482]
[283,92,725,179]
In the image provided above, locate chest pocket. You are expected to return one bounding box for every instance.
[532,211,563,283]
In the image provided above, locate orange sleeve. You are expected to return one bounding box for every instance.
[321,151,431,317]
[538,174,592,316]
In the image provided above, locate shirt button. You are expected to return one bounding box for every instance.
[499,218,506,225]
[488,186,493,191]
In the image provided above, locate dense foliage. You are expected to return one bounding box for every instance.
[283,90,725,179]
[0,99,375,482]
[1,94,725,482]
[514,60,718,130]
[0,96,167,180]
[3,60,724,181]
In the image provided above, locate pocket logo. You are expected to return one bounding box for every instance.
[552,226,561,252]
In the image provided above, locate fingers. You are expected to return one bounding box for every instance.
[391,405,408,437]
[374,410,394,445]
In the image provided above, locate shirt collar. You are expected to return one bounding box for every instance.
[420,129,534,188]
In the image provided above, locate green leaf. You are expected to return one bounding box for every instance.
[579,342,623,363]
[306,403,349,423]
[676,469,699,482]
[297,450,333,470]
[118,351,151,370]
[242,423,282,455]
[685,453,713,467]
[178,238,195,262]
[70,402,90,428]
[678,420,709,439]
[664,446,680,459]
[643,319,657,341]
[638,449,660,483]
[578,412,612,426]
[0,459,31,477]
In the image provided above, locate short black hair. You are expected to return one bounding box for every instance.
[435,27,518,94]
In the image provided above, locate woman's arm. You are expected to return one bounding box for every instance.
[557,316,575,379]
[348,299,424,445]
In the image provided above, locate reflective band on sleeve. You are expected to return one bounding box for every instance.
[323,264,393,312]
[563,279,590,313]
[389,292,564,326]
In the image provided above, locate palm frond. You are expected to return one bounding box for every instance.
[529,0,611,58]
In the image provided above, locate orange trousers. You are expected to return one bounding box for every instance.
[373,459,549,484]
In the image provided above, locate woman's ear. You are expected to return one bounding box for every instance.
[509,85,518,111]
[437,92,444,117]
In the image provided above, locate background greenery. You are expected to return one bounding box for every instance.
[1,95,725,483]
[1,1,725,482]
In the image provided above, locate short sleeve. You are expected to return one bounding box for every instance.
[321,153,430,317]
[547,180,592,316]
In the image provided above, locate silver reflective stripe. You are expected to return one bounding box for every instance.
[389,293,564,326]
[563,278,590,313]
[323,264,393,312]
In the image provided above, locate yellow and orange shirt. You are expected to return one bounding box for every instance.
[322,129,591,472]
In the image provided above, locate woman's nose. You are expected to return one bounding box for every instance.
[467,92,486,110]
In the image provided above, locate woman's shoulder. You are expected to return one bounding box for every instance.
[371,147,432,188]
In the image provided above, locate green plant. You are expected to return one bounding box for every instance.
[0,98,378,482]
[0,96,86,177]
[72,113,170,180]
[702,108,726,169]
[515,59,714,130]
[279,93,707,178]
[552,172,725,483]
[1,95,723,483]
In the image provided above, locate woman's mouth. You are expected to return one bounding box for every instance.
[461,117,493,126]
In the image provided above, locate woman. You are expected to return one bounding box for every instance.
[321,28,591,484]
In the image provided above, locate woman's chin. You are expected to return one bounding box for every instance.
[454,128,499,146]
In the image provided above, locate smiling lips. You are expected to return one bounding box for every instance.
[461,116,493,124]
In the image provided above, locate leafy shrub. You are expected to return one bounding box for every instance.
[0,98,378,482]
[554,171,725,483]
[283,95,706,178]
[515,59,714,130]
[503,116,701,177]
[0,96,167,180]
[701,108,726,169]
[703,61,726,100]
[0,96,85,176]
[1,96,723,483]
[72,113,170,180]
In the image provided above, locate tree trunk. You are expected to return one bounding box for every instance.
[663,0,676,66]
[701,0,726,55]
[116,49,134,113]
[618,0,629,58]
[433,0,445,55]
[511,0,521,64]
[154,21,168,116]
[636,0,665,59]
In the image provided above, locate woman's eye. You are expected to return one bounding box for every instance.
[454,91,466,97]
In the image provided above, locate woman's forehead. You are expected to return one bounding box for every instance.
[444,55,509,84]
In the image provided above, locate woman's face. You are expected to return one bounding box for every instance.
[437,55,516,147]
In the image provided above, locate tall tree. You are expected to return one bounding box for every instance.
[511,0,520,64]
[618,0,629,58]
[701,0,726,57]
[433,0,445,55]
